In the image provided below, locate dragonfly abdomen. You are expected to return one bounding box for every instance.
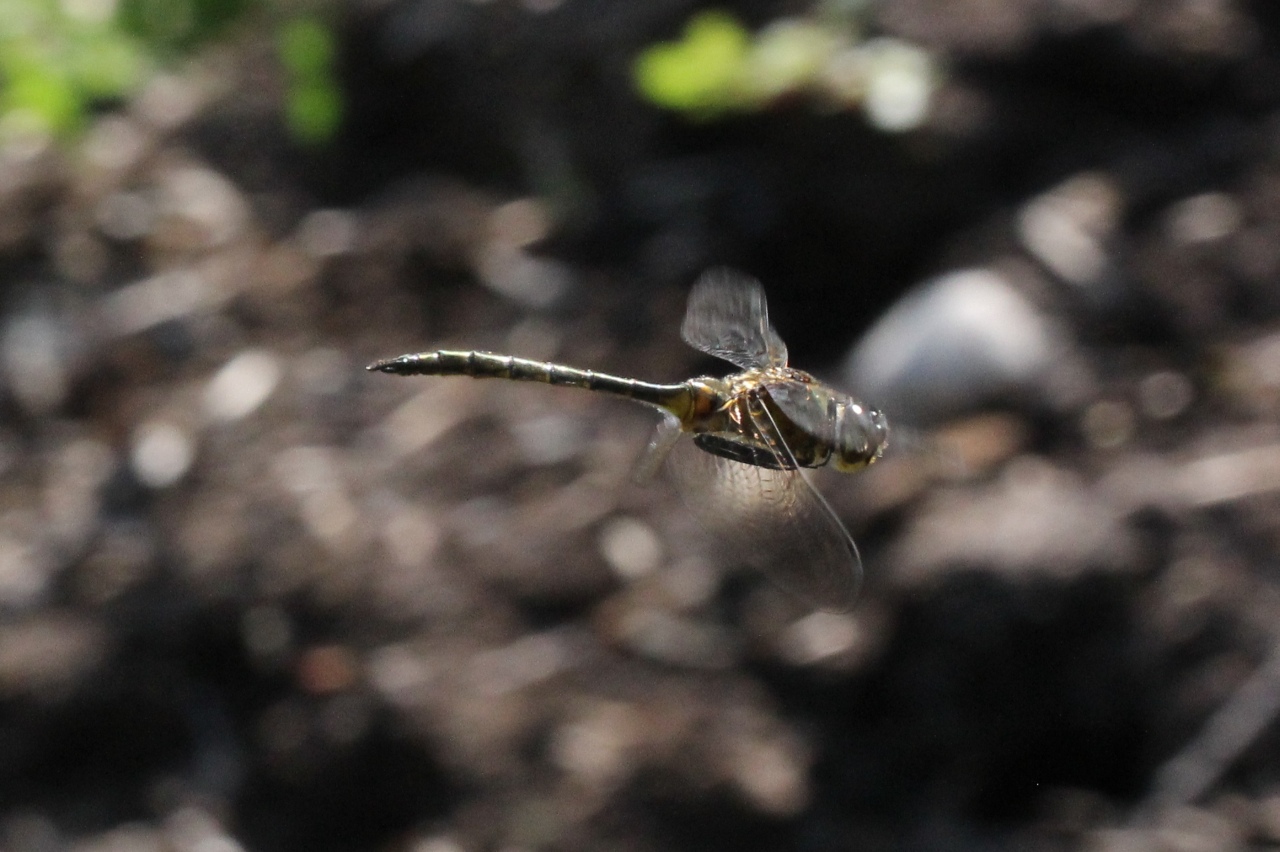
[368,350,693,414]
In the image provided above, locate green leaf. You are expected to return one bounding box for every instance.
[633,10,749,114]
[4,60,83,134]
[68,30,148,98]
[279,16,333,79]
[742,19,841,102]
[285,78,341,144]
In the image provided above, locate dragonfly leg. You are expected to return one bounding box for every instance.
[746,393,802,471]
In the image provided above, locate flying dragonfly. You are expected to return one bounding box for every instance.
[368,269,889,610]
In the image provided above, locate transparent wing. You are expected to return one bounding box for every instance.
[664,426,862,611]
[632,413,683,484]
[681,268,788,370]
[764,380,837,446]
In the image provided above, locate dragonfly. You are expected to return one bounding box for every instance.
[368,269,889,610]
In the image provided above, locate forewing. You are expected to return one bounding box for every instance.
[665,433,862,611]
[681,268,788,370]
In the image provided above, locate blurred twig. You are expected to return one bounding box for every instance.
[1136,640,1280,822]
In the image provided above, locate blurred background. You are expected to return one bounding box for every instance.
[2,0,1280,850]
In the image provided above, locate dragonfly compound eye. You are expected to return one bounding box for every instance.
[833,403,889,472]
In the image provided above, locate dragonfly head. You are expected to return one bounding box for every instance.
[832,402,889,473]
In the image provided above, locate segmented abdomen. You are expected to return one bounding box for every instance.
[367,350,693,413]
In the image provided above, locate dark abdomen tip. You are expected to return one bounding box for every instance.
[367,355,413,374]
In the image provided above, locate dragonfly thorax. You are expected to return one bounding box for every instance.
[680,367,888,473]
